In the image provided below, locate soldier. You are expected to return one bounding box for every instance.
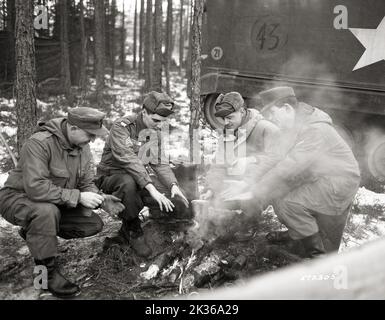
[201,91,280,210]
[223,87,361,258]
[0,107,125,298]
[96,91,189,258]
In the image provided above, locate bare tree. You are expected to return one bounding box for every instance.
[59,0,73,104]
[153,0,162,92]
[189,0,204,161]
[139,0,145,77]
[179,0,184,75]
[186,0,193,96]
[120,0,126,72]
[133,0,138,70]
[110,0,117,81]
[6,0,15,82]
[94,0,105,105]
[15,0,37,152]
[144,0,153,92]
[79,0,87,97]
[165,0,173,94]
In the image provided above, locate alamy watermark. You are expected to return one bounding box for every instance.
[33,265,48,290]
[129,126,248,170]
[34,5,48,30]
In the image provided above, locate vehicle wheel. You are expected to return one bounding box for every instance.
[203,93,224,129]
[367,138,385,183]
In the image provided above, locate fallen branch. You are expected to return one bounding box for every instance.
[0,130,17,168]
[37,77,60,88]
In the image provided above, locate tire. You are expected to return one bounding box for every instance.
[367,137,385,183]
[202,93,224,129]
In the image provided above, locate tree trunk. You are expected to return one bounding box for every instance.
[59,0,73,104]
[15,0,37,153]
[189,0,204,162]
[144,0,153,92]
[110,0,116,81]
[104,0,110,73]
[94,0,105,106]
[120,0,126,72]
[6,0,15,83]
[165,0,173,94]
[133,0,138,70]
[186,0,193,96]
[79,0,87,96]
[179,0,184,74]
[139,0,145,77]
[153,0,162,92]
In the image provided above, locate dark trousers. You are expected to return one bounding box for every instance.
[0,188,104,260]
[274,198,350,252]
[96,173,190,233]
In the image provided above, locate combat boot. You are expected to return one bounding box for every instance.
[34,257,80,298]
[266,230,292,244]
[301,232,326,258]
[130,232,152,258]
[103,222,131,251]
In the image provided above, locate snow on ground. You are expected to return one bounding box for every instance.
[1,71,385,299]
[0,173,9,188]
[340,187,385,252]
[354,186,385,206]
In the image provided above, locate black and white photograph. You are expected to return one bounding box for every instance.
[0,0,385,303]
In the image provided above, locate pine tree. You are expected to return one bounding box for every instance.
[94,0,105,105]
[59,0,73,104]
[144,0,153,92]
[189,0,204,161]
[120,0,126,72]
[153,0,163,92]
[133,0,138,70]
[165,0,173,94]
[15,0,37,152]
[139,0,145,77]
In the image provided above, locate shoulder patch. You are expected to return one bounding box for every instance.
[32,131,53,141]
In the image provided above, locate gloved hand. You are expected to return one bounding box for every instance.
[100,194,125,216]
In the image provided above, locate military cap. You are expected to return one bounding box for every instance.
[259,87,296,113]
[67,107,108,136]
[143,91,175,117]
[214,92,244,118]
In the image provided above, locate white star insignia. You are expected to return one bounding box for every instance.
[349,17,385,71]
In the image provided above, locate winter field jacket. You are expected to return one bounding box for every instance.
[97,114,177,189]
[207,109,281,191]
[256,103,361,215]
[4,118,98,208]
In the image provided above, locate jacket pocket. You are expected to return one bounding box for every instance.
[49,167,70,188]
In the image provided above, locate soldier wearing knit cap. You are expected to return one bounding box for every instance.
[96,91,189,258]
[202,91,280,206]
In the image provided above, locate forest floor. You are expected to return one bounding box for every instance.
[1,70,385,300]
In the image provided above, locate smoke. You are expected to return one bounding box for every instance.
[188,55,385,242]
[252,54,385,187]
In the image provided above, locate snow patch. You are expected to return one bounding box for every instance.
[0,173,9,188]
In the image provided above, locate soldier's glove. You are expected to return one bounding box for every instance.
[100,194,125,216]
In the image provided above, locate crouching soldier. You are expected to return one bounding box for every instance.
[201,91,280,213]
[96,91,189,258]
[0,107,125,298]
[224,87,361,258]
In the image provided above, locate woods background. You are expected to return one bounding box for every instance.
[0,0,203,154]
